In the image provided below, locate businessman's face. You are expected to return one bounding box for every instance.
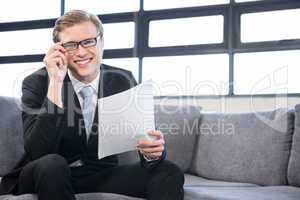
[59,21,104,83]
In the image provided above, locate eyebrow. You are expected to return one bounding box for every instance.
[63,36,97,43]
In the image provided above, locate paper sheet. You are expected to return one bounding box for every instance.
[98,80,155,159]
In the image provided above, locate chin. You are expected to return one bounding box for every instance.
[79,70,98,81]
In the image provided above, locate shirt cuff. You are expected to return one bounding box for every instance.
[143,154,159,162]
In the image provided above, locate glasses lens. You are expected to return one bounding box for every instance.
[81,38,97,47]
[63,42,78,51]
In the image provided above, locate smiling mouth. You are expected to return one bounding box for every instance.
[75,58,93,65]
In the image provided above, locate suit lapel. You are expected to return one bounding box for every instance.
[63,74,88,147]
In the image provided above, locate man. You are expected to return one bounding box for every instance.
[0,10,184,200]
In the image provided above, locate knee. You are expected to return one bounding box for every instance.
[35,154,69,178]
[165,161,184,183]
[154,160,185,185]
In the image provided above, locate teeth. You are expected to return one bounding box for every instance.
[76,59,90,65]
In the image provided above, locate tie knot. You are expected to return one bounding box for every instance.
[80,86,94,98]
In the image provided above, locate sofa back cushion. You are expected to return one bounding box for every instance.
[119,104,201,172]
[155,104,201,172]
[190,109,294,186]
[0,96,24,176]
[288,104,300,186]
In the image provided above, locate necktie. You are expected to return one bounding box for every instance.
[80,86,94,140]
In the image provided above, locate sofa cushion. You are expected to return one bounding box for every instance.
[184,186,300,200]
[155,104,201,172]
[0,96,24,176]
[190,109,294,186]
[76,193,144,200]
[0,194,36,200]
[0,193,144,200]
[184,174,257,187]
[288,104,300,186]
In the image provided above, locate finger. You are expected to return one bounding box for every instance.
[137,138,163,147]
[49,50,65,59]
[57,56,68,70]
[47,57,63,69]
[53,42,66,52]
[137,138,165,148]
[44,57,59,68]
[56,57,64,69]
[48,43,66,54]
[147,152,162,158]
[55,51,67,67]
[49,51,67,66]
[140,146,164,154]
[61,52,68,67]
[148,130,163,140]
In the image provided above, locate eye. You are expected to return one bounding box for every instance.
[81,38,96,47]
[63,42,78,50]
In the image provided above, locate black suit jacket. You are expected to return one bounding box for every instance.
[0,64,165,194]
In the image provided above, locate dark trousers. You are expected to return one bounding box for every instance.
[16,154,184,200]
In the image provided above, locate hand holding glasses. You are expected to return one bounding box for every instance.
[43,42,68,83]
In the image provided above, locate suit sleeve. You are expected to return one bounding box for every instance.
[21,72,67,161]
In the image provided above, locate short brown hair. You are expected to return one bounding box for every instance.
[52,10,104,43]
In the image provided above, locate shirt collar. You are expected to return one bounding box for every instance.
[67,69,100,95]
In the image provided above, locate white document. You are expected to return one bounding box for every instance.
[98,80,155,159]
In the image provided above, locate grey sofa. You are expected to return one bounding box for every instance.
[1,96,300,200]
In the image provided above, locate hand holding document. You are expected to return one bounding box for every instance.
[98,80,155,159]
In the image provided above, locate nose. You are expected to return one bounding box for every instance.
[76,44,88,56]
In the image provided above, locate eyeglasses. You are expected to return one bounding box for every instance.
[62,35,101,51]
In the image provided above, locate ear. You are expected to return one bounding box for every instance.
[100,37,104,48]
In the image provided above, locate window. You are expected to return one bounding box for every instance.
[102,58,139,81]
[103,22,135,49]
[1,0,300,98]
[144,0,229,10]
[65,0,140,15]
[0,29,53,56]
[0,63,43,97]
[234,50,300,95]
[241,9,300,43]
[149,16,224,47]
[143,54,229,96]
[0,0,60,22]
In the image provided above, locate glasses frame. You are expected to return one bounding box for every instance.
[62,34,102,51]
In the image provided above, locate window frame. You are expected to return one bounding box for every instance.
[0,0,300,98]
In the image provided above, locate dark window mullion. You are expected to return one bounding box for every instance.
[61,0,65,15]
[228,0,235,96]
[0,55,45,64]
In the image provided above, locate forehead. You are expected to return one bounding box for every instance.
[59,21,98,42]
